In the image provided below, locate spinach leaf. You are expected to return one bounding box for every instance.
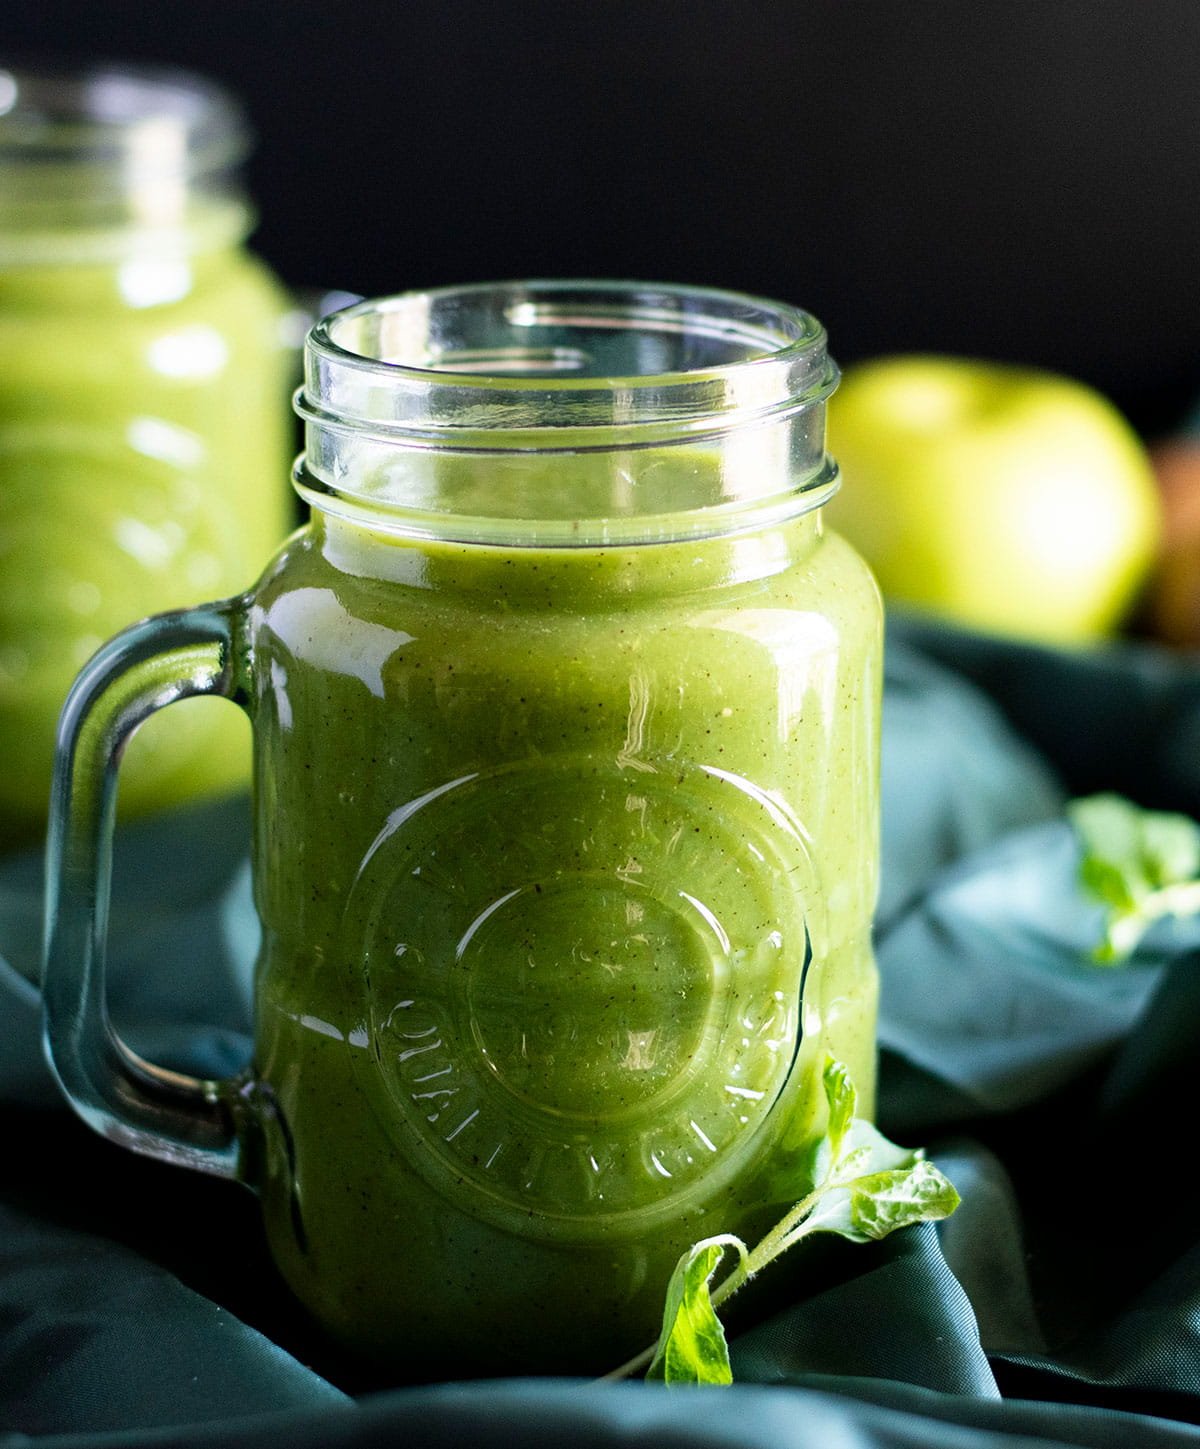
[1070,793,1200,961]
[824,1057,857,1159]
[645,1236,745,1385]
[847,1160,964,1242]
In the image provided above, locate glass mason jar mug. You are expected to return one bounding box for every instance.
[44,282,883,1376]
[0,64,293,849]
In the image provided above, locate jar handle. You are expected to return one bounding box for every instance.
[42,597,251,1179]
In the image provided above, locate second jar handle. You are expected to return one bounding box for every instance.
[42,597,251,1178]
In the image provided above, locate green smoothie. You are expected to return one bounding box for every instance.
[0,73,293,849]
[245,500,881,1376]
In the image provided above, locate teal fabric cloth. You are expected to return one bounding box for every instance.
[6,615,1200,1446]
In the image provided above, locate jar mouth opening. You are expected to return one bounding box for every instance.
[0,63,247,181]
[301,281,838,451]
[313,280,828,391]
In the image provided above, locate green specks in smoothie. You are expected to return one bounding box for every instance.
[251,517,880,1372]
[331,757,818,1224]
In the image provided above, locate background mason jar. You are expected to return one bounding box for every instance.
[0,64,294,849]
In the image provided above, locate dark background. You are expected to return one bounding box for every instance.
[4,0,1200,436]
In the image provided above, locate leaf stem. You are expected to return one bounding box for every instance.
[604,1184,828,1378]
[597,1344,657,1382]
[710,1183,825,1309]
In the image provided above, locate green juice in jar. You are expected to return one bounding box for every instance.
[0,67,292,847]
[248,473,881,1374]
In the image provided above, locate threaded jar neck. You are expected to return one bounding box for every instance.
[295,281,841,547]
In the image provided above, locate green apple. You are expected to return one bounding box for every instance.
[825,356,1162,643]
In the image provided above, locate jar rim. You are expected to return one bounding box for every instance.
[301,281,837,447]
[311,279,829,391]
[0,63,248,178]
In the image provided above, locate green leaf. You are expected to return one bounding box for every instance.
[1071,794,1148,912]
[847,1159,962,1242]
[1142,812,1200,889]
[645,1236,742,1385]
[760,1060,863,1206]
[823,1057,857,1160]
[1069,793,1200,962]
[796,1154,958,1246]
[801,1059,866,1193]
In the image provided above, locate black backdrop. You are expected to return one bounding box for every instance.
[4,0,1200,435]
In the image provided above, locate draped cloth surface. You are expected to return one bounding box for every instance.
[5,616,1200,1448]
